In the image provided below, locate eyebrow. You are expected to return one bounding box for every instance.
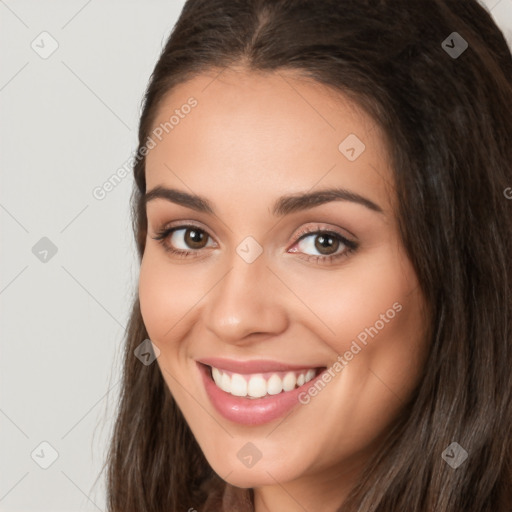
[144,185,384,215]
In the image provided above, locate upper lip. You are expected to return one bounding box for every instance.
[196,357,325,374]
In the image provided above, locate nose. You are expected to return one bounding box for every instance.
[202,253,289,345]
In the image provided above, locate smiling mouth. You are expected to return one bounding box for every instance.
[205,364,326,399]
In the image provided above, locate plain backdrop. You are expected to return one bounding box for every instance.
[1,1,511,510]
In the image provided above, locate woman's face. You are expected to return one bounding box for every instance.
[139,68,429,506]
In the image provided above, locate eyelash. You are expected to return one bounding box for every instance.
[151,223,359,264]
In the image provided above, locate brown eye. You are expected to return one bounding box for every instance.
[183,228,209,249]
[154,225,216,253]
[295,232,346,256]
[291,229,357,262]
[314,233,341,255]
[152,224,217,258]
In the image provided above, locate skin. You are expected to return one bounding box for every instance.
[138,67,430,512]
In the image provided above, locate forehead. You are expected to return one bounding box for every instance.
[145,68,394,213]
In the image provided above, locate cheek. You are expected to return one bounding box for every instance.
[283,246,423,356]
[138,249,204,343]
[317,247,428,418]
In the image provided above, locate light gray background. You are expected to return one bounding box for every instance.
[1,1,511,510]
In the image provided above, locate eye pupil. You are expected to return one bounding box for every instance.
[315,234,339,255]
[185,228,207,249]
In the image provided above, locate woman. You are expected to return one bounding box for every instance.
[104,0,512,510]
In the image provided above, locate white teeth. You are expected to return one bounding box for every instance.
[282,372,297,392]
[267,374,283,395]
[212,367,222,386]
[305,369,316,382]
[247,375,267,398]
[209,366,320,398]
[231,373,248,397]
[220,372,231,393]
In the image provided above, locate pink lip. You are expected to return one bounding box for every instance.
[196,357,321,374]
[197,362,326,426]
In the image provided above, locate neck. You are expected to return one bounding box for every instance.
[252,460,363,512]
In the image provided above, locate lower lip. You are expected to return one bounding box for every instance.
[197,362,325,426]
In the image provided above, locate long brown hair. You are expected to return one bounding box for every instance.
[104,1,512,510]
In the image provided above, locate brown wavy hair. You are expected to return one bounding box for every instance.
[103,1,512,510]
